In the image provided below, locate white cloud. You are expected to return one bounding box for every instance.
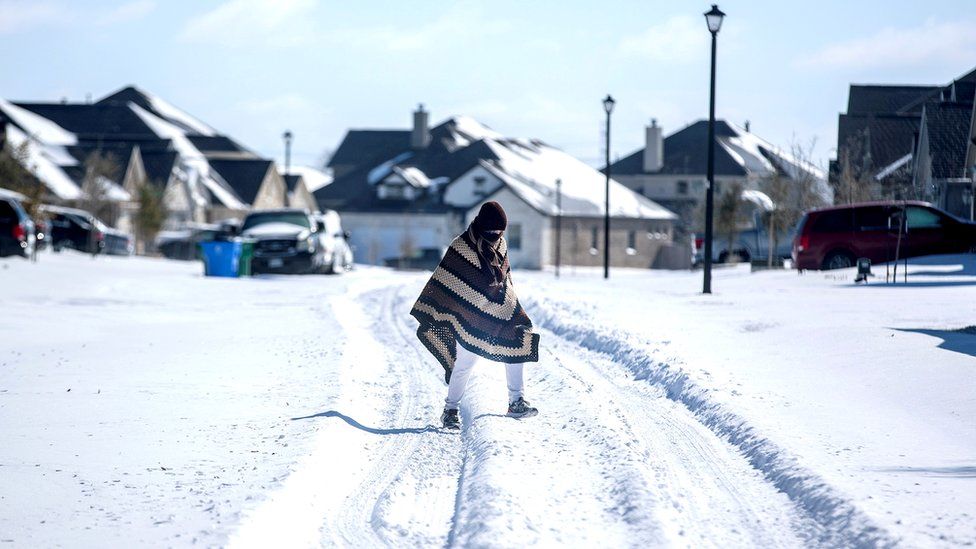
[97,0,156,27]
[178,0,317,48]
[797,19,976,71]
[0,0,64,34]
[617,15,708,62]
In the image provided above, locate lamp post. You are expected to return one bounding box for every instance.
[555,178,562,278]
[603,94,615,280]
[702,4,725,295]
[283,130,293,175]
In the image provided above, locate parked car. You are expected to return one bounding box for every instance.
[693,213,796,266]
[42,205,132,255]
[384,247,443,271]
[99,223,134,256]
[792,201,976,271]
[312,210,354,273]
[0,190,36,258]
[155,224,221,260]
[240,208,330,274]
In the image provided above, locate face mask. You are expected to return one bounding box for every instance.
[482,230,503,242]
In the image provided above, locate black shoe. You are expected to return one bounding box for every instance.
[441,408,460,430]
[507,397,538,418]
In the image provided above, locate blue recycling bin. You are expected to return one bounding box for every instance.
[200,240,242,278]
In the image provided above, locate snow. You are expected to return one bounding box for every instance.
[482,140,676,219]
[278,165,333,192]
[875,153,913,181]
[366,152,414,185]
[448,116,503,143]
[0,98,77,146]
[2,125,82,200]
[143,89,217,137]
[392,166,432,188]
[241,222,308,237]
[2,251,974,546]
[131,103,245,210]
[741,188,775,211]
[719,124,831,202]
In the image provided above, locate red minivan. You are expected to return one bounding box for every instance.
[792,201,976,271]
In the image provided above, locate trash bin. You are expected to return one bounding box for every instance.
[238,239,256,277]
[200,240,241,277]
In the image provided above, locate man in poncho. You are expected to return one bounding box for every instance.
[410,201,540,429]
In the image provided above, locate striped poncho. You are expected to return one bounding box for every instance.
[410,231,540,382]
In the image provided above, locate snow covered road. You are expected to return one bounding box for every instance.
[2,252,974,546]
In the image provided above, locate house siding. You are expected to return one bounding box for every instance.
[340,211,463,266]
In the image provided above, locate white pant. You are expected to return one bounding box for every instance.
[445,343,524,410]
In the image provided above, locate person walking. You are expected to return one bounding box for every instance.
[410,201,540,430]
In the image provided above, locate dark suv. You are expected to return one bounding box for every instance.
[240,209,326,274]
[793,201,976,270]
[0,191,35,258]
[42,206,107,254]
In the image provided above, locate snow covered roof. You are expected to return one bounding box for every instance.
[97,86,217,136]
[2,124,83,200]
[2,86,278,210]
[478,139,675,219]
[279,165,333,192]
[319,115,676,220]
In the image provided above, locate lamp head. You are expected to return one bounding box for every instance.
[603,94,616,114]
[704,4,725,34]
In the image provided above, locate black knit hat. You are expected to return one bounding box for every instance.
[472,201,507,234]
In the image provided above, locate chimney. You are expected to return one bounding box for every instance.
[744,120,751,133]
[643,119,663,172]
[411,104,430,150]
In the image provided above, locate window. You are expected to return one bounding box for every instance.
[905,206,943,229]
[626,230,637,255]
[676,180,688,195]
[473,176,486,198]
[590,226,599,254]
[854,207,890,232]
[811,210,854,233]
[508,223,522,250]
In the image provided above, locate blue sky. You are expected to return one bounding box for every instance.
[2,0,974,171]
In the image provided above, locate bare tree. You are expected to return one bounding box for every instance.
[134,178,168,255]
[0,140,46,217]
[834,133,875,205]
[80,150,121,224]
[715,182,748,262]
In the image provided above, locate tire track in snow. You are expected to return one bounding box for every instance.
[526,295,897,548]
[327,283,462,546]
[228,281,459,547]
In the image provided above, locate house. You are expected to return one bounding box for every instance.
[279,165,332,211]
[831,66,976,217]
[318,106,678,269]
[607,119,828,237]
[0,86,315,237]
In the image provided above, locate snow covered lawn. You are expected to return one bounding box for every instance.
[1,252,973,547]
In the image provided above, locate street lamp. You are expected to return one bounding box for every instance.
[282,130,293,175]
[702,4,724,295]
[603,94,615,280]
